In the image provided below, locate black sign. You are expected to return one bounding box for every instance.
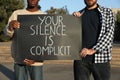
[14,15,82,62]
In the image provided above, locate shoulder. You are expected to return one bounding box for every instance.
[12,9,27,13]
[8,9,26,20]
[11,9,27,16]
[79,8,85,13]
[98,5,113,14]
[37,10,45,14]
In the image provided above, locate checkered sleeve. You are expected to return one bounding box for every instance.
[92,8,115,53]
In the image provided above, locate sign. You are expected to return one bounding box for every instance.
[14,15,82,62]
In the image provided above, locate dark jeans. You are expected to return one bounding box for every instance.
[14,63,43,80]
[74,60,111,80]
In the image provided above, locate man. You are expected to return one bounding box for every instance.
[73,0,115,80]
[4,0,44,80]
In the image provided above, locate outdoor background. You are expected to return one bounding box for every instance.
[0,0,120,66]
[39,0,120,14]
[0,0,120,80]
[0,0,120,42]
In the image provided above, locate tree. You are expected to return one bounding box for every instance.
[0,0,24,41]
[116,11,120,23]
[114,11,120,42]
[46,6,69,14]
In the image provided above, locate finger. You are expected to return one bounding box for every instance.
[14,22,20,28]
[82,53,87,57]
[23,60,30,66]
[24,59,35,64]
[80,52,87,57]
[81,48,86,54]
[74,12,81,17]
[23,60,34,66]
[11,21,20,28]
[80,51,84,57]
[73,12,78,16]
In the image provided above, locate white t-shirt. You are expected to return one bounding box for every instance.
[6,9,45,37]
[5,9,45,66]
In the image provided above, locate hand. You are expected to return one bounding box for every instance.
[23,59,35,66]
[80,48,96,57]
[73,12,82,17]
[9,20,20,30]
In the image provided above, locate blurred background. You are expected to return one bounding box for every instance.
[0,0,120,42]
[0,0,120,80]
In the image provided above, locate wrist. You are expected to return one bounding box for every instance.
[89,49,96,54]
[92,49,96,54]
[8,26,14,31]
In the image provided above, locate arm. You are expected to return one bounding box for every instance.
[73,10,96,57]
[80,9,115,57]
[92,9,115,53]
[4,11,20,37]
[4,24,14,38]
[80,48,96,57]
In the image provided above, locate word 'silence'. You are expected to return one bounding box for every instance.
[30,16,66,36]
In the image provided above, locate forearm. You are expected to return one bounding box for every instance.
[4,24,14,37]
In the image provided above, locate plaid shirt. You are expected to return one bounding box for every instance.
[80,5,115,63]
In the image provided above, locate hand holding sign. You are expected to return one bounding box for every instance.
[9,20,20,31]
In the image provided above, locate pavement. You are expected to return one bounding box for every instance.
[0,62,120,80]
[0,42,120,80]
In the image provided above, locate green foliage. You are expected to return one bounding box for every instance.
[46,6,69,14]
[114,11,120,42]
[116,11,120,23]
[0,0,24,42]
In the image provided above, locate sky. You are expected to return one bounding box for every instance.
[39,0,120,14]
